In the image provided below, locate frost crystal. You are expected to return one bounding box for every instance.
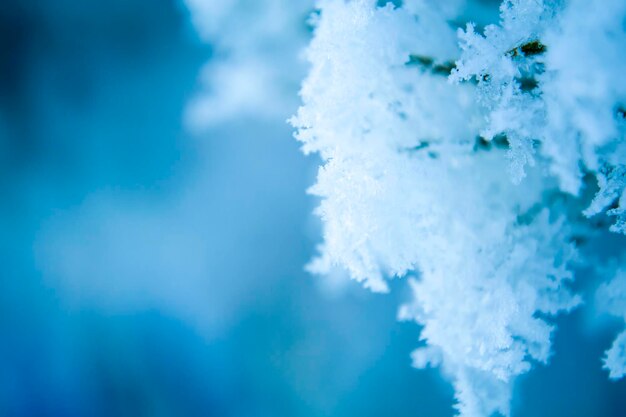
[453,0,626,210]
[292,0,625,415]
[597,271,626,380]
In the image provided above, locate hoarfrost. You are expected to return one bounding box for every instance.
[292,0,625,415]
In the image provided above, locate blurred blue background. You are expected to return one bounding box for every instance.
[0,1,624,416]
